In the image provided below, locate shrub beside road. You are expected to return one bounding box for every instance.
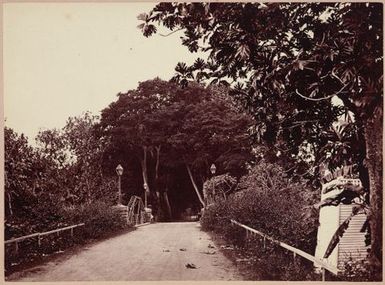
[200,161,320,280]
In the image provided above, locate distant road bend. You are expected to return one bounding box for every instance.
[10,222,243,281]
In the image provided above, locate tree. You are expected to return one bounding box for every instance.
[99,79,254,218]
[63,112,115,204]
[4,127,69,236]
[4,127,35,218]
[140,3,382,276]
[99,78,182,217]
[165,85,254,207]
[28,113,116,206]
[36,128,69,168]
[35,128,74,202]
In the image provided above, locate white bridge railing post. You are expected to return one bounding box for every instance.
[322,267,326,281]
[127,195,149,226]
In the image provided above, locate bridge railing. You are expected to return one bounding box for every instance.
[5,223,85,254]
[230,219,339,281]
[127,196,149,225]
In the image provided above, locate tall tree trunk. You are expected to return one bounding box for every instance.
[157,174,172,221]
[7,192,13,217]
[140,146,149,188]
[140,146,150,207]
[163,190,172,220]
[186,164,205,207]
[155,145,161,199]
[364,112,383,279]
[155,146,161,179]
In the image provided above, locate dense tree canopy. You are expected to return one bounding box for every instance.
[140,2,381,176]
[98,79,254,219]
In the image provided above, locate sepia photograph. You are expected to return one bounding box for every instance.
[3,2,383,282]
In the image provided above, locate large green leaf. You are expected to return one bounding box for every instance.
[323,204,365,258]
[317,189,360,209]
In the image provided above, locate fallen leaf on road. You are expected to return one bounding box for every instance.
[179,248,187,251]
[208,244,215,248]
[185,263,197,269]
[202,251,216,255]
[163,249,170,252]
[236,258,250,262]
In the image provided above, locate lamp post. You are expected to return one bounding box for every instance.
[210,163,217,175]
[143,182,148,208]
[209,163,217,204]
[116,164,123,205]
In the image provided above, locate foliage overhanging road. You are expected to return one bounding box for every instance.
[9,222,243,281]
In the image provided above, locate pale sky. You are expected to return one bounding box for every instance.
[4,3,203,144]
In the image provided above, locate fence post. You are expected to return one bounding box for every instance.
[293,252,296,261]
[321,267,325,281]
[15,241,19,254]
[38,234,41,247]
[263,236,266,248]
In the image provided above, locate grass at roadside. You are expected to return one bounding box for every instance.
[205,229,322,281]
[205,229,261,280]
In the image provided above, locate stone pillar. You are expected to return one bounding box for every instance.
[112,204,129,224]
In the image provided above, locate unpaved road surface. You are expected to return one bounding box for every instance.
[8,222,243,281]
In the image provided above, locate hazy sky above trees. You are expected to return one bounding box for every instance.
[4,3,204,144]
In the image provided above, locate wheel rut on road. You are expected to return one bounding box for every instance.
[9,222,243,281]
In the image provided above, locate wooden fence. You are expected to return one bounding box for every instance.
[230,219,339,281]
[5,223,85,254]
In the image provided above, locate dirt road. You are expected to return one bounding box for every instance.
[9,222,243,281]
